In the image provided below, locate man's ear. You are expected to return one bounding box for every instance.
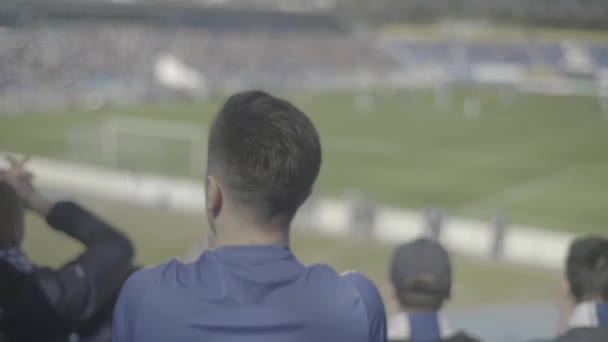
[562,273,571,293]
[205,175,223,220]
[386,274,397,300]
[448,275,455,300]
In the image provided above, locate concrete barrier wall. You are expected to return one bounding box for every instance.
[1,153,576,269]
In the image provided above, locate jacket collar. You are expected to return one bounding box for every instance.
[388,311,453,340]
[214,244,293,261]
[569,301,608,329]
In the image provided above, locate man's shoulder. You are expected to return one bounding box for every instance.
[341,271,378,292]
[341,271,384,308]
[298,264,361,303]
[304,263,341,280]
[114,258,186,324]
[122,258,183,294]
[303,265,376,296]
[304,264,376,287]
[300,265,385,340]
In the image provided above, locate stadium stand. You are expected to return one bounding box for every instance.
[390,41,454,65]
[590,46,608,69]
[0,25,393,107]
[465,42,533,65]
[342,0,608,29]
[0,1,395,110]
[537,44,565,68]
[2,1,608,342]
[382,38,608,73]
[2,1,608,112]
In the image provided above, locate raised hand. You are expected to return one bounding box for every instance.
[0,154,51,216]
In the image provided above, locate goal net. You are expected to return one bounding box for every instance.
[100,116,206,176]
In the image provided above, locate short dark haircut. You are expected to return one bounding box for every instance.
[207,91,321,219]
[566,236,608,302]
[0,181,24,248]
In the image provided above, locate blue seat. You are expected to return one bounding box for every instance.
[589,46,608,68]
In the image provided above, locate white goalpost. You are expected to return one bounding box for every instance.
[101,116,206,175]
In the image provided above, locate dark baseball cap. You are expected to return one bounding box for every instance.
[389,238,452,298]
[566,236,608,300]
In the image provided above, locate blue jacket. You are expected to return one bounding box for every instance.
[113,244,386,342]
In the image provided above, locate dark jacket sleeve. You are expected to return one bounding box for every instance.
[33,201,134,324]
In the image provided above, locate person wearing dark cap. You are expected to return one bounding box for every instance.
[550,236,608,342]
[388,238,479,342]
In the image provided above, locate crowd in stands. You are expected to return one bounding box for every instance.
[0,23,393,109]
[2,20,608,112]
[197,0,335,13]
[350,0,608,29]
[2,91,608,342]
[383,39,608,70]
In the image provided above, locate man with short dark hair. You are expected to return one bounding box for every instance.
[112,91,387,342]
[0,156,134,342]
[552,236,608,342]
[387,238,478,342]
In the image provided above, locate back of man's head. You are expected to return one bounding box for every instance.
[566,236,608,302]
[206,91,321,223]
[0,181,24,248]
[390,238,452,311]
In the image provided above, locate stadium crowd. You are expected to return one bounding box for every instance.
[382,39,608,70]
[0,24,393,109]
[1,91,608,342]
[2,16,608,113]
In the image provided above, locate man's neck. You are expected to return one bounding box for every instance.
[213,231,290,248]
[211,208,293,248]
[569,300,608,329]
[212,222,290,248]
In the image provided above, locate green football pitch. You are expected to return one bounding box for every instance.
[22,198,560,312]
[1,86,607,234]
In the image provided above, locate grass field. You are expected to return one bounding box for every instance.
[1,86,607,234]
[22,198,560,312]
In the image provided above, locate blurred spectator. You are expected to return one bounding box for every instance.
[112,91,387,342]
[388,238,479,342]
[423,207,444,242]
[346,190,376,238]
[551,236,608,341]
[0,155,134,342]
[490,210,508,260]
